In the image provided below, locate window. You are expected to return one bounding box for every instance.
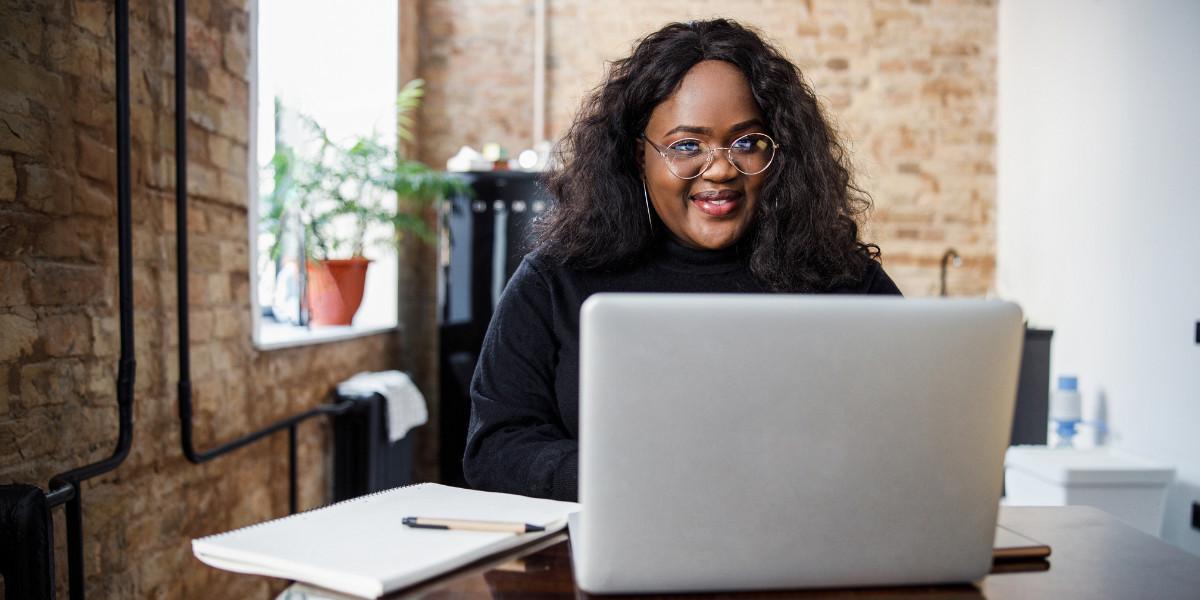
[249,0,400,349]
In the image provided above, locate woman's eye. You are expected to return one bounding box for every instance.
[668,140,702,155]
[731,137,756,152]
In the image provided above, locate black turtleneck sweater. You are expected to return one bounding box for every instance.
[462,239,902,501]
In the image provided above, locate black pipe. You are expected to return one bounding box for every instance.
[65,493,83,600]
[44,2,137,599]
[175,0,192,459]
[171,0,353,488]
[288,425,298,514]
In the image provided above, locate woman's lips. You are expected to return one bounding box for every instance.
[689,190,743,217]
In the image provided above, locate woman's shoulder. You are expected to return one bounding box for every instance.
[857,260,902,296]
[522,246,633,282]
[511,248,591,293]
[824,259,902,296]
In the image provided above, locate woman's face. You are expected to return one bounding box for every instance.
[639,60,768,250]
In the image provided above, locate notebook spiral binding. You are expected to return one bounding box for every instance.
[197,482,430,541]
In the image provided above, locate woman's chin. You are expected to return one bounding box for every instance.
[680,226,744,250]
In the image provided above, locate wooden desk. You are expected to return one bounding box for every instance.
[284,506,1200,599]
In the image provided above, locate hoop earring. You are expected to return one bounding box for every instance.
[643,180,653,230]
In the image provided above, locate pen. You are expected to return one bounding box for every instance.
[402,516,545,534]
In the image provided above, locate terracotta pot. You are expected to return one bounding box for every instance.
[306,258,371,326]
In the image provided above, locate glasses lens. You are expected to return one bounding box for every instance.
[664,139,709,179]
[728,133,775,175]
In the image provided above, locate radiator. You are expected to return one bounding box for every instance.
[331,394,414,501]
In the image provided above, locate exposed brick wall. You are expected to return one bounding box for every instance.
[1,0,398,597]
[419,0,997,296]
[1,0,998,596]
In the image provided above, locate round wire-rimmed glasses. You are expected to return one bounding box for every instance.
[642,132,779,180]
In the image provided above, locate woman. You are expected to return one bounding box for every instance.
[463,19,901,501]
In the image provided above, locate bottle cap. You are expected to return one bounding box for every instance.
[1057,375,1078,391]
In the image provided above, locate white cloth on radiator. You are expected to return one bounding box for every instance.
[336,370,429,442]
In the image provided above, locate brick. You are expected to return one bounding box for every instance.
[35,217,103,261]
[0,55,67,107]
[187,162,221,199]
[77,132,116,183]
[13,411,59,459]
[82,361,115,405]
[202,202,234,236]
[218,170,247,206]
[206,272,230,305]
[145,154,175,190]
[75,0,111,38]
[187,272,207,305]
[0,155,14,202]
[227,75,250,112]
[47,25,102,79]
[932,41,980,57]
[219,239,248,271]
[217,101,249,144]
[0,365,9,417]
[187,88,221,133]
[132,226,163,262]
[189,235,221,273]
[74,175,115,217]
[207,67,236,104]
[91,315,117,358]
[29,261,107,306]
[230,271,250,305]
[223,12,250,77]
[130,105,155,152]
[0,9,45,59]
[186,201,210,233]
[21,163,73,215]
[187,19,223,68]
[188,123,210,164]
[189,308,214,343]
[796,22,820,37]
[0,87,28,117]
[207,134,241,172]
[212,306,243,340]
[39,313,93,356]
[0,261,30,307]
[20,359,83,408]
[62,403,118,454]
[133,264,158,307]
[0,313,37,361]
[0,112,51,156]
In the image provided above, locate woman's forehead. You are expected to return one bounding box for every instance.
[646,60,762,137]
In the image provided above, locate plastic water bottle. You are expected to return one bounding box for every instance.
[1050,376,1082,448]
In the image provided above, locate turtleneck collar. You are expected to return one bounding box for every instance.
[652,235,749,274]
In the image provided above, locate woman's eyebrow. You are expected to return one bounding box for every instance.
[663,118,764,138]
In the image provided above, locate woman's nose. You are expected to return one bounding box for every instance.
[702,150,739,182]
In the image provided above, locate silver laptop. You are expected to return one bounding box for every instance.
[572,294,1023,594]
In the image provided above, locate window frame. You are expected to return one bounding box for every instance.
[245,0,401,351]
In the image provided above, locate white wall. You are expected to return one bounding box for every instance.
[998,0,1200,555]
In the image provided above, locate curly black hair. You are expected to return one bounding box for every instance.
[535,18,879,292]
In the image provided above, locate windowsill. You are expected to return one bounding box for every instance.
[255,319,397,351]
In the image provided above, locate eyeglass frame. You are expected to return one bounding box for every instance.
[640,131,780,180]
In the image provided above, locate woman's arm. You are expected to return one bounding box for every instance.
[462,258,578,501]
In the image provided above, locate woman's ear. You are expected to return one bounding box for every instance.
[634,139,645,175]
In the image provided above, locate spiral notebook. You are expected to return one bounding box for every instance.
[192,483,579,599]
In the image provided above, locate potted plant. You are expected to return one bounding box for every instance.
[261,80,469,326]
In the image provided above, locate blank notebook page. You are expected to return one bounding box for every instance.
[193,483,578,598]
